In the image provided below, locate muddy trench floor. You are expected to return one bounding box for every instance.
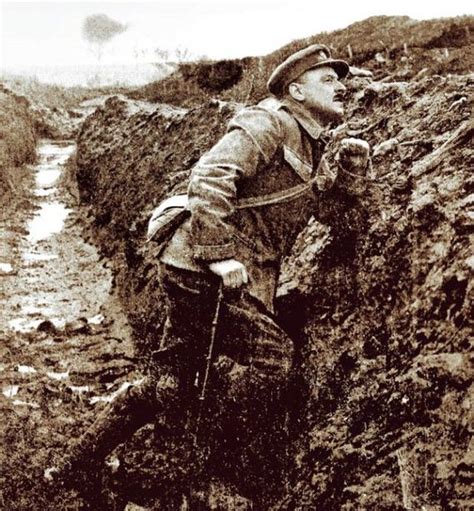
[0,140,137,510]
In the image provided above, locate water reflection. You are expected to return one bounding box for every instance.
[36,167,61,188]
[8,316,66,332]
[8,318,44,332]
[27,202,72,243]
[34,188,55,197]
[26,142,75,243]
[22,252,59,262]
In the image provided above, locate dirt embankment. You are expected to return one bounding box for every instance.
[1,76,133,141]
[75,98,235,347]
[72,17,473,509]
[0,79,141,509]
[0,86,37,202]
[129,15,474,107]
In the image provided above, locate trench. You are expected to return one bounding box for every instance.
[0,140,137,511]
[0,140,114,333]
[1,136,136,392]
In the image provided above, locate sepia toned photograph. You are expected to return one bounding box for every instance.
[0,1,472,509]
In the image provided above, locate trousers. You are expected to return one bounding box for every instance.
[66,263,295,507]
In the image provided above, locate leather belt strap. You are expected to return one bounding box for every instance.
[236,178,315,209]
[236,157,324,209]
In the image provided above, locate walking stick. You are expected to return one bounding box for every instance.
[194,282,224,437]
[185,283,223,508]
[201,283,224,401]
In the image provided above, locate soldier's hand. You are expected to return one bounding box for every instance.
[337,138,370,172]
[208,259,248,288]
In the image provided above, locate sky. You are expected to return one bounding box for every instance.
[0,0,472,70]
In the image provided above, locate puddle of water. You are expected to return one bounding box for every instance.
[8,317,66,332]
[0,263,14,274]
[22,252,58,262]
[17,365,37,374]
[32,142,75,198]
[12,399,40,409]
[47,371,69,381]
[38,145,62,157]
[36,167,61,188]
[70,385,91,394]
[88,314,105,325]
[38,143,75,160]
[3,385,20,398]
[34,188,56,197]
[27,202,72,243]
[8,318,43,332]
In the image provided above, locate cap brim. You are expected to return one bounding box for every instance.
[308,59,349,80]
[267,58,350,96]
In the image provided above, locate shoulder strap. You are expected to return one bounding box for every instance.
[236,180,313,209]
[236,155,327,210]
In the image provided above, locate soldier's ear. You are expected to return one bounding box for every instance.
[288,82,305,102]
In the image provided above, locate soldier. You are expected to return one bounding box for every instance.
[45,43,370,508]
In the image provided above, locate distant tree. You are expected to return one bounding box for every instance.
[82,14,128,84]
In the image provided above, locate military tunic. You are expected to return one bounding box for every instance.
[160,96,337,311]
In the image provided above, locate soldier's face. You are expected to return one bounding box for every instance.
[293,67,346,124]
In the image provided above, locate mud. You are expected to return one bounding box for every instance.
[129,16,474,108]
[74,74,473,509]
[0,140,136,510]
[1,14,473,511]
[0,88,37,199]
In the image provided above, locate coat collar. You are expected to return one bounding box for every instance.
[280,98,325,140]
[257,96,329,182]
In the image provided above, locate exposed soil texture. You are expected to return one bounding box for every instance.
[0,86,37,199]
[74,19,473,510]
[0,140,136,510]
[1,14,473,511]
[129,16,474,108]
